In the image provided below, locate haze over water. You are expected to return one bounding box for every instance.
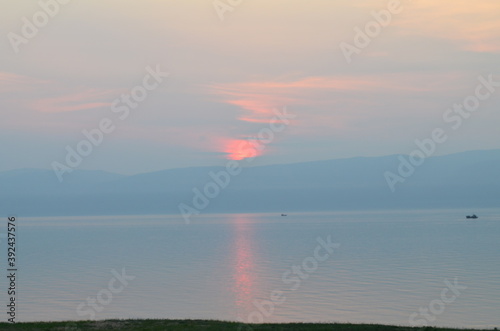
[3,209,499,328]
[2,1,500,329]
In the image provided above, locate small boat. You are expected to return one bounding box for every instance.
[281,214,287,217]
[466,214,478,219]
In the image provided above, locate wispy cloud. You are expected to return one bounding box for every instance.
[395,0,500,53]
[0,71,120,114]
[32,88,117,113]
[208,74,450,124]
[206,71,472,149]
[0,72,50,93]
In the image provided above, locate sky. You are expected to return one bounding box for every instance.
[1,0,500,175]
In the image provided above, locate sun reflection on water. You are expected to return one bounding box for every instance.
[231,215,260,321]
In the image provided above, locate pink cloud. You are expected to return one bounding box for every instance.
[208,74,450,124]
[205,72,471,150]
[0,72,50,93]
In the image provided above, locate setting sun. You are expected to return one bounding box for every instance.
[223,139,261,160]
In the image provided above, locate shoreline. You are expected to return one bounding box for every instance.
[0,319,497,330]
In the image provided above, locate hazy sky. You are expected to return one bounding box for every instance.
[1,0,500,175]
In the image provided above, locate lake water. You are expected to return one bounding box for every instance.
[1,209,499,328]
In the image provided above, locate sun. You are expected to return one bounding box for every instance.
[224,139,261,160]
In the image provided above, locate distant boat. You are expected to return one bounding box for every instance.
[281,214,287,217]
[466,214,478,219]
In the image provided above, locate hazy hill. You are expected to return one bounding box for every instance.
[1,149,499,217]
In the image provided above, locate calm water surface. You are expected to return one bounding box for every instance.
[1,209,499,328]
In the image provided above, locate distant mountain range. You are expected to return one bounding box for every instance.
[1,149,499,217]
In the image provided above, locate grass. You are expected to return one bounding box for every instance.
[0,320,496,331]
